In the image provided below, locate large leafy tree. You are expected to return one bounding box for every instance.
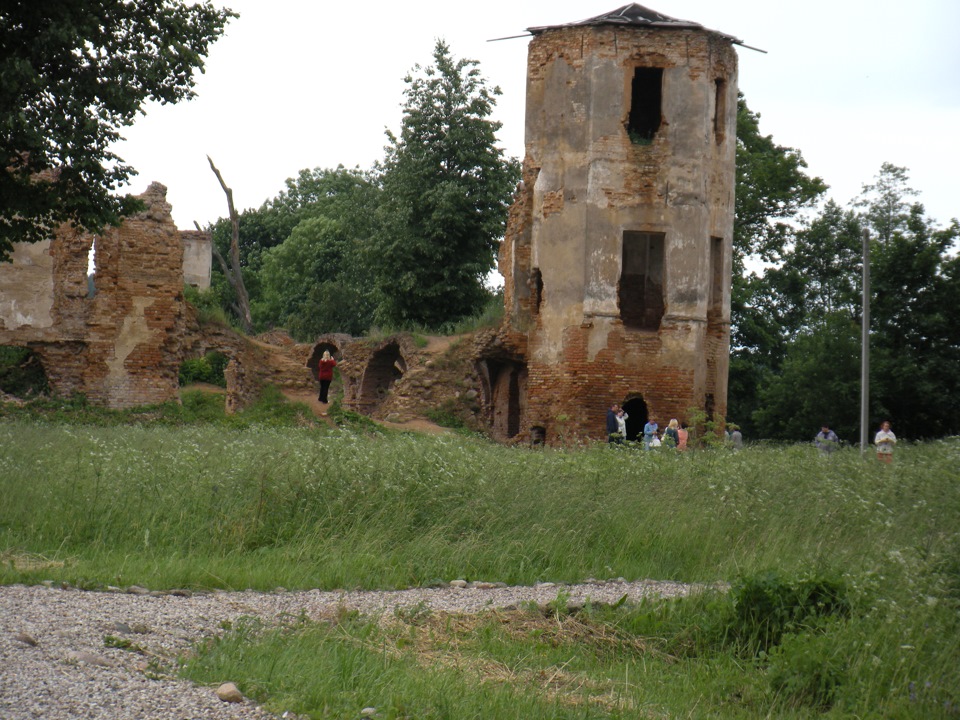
[372,40,520,328]
[745,164,960,440]
[252,167,381,338]
[726,96,827,431]
[865,166,960,437]
[0,1,235,259]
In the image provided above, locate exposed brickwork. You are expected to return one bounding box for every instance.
[487,14,738,445]
[0,183,315,411]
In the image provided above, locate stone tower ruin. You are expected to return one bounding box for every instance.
[490,4,741,443]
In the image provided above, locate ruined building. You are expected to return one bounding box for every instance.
[1,3,742,444]
[0,183,313,409]
[485,4,741,443]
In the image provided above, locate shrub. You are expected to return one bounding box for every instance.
[729,570,851,654]
[178,352,229,387]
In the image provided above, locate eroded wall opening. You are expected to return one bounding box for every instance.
[86,238,97,298]
[307,342,340,379]
[621,396,648,442]
[619,231,665,330]
[358,342,406,414]
[713,79,727,144]
[709,236,724,320]
[627,67,663,144]
[486,360,526,440]
[530,268,543,315]
[0,345,49,398]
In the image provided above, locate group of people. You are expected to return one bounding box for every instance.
[606,404,688,450]
[814,421,897,462]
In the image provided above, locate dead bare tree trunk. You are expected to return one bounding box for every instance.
[206,155,253,333]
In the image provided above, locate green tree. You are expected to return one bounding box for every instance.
[767,200,864,332]
[372,40,520,328]
[748,164,960,440]
[864,166,960,436]
[727,96,827,432]
[246,167,381,338]
[0,1,235,259]
[752,313,862,441]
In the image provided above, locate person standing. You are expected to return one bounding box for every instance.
[615,408,629,445]
[606,403,621,444]
[729,424,743,450]
[875,420,896,463]
[642,418,658,450]
[663,419,680,449]
[677,422,689,451]
[814,424,839,454]
[317,350,337,404]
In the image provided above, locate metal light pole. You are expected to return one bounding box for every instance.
[860,228,871,454]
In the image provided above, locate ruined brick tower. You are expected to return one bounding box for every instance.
[490,4,740,443]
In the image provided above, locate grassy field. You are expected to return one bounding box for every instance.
[1,399,957,718]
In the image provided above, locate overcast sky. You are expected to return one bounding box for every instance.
[114,0,960,234]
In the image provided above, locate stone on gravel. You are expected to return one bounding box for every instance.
[217,682,244,703]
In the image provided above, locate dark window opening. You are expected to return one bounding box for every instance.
[530,268,543,315]
[619,231,665,330]
[628,67,663,145]
[709,236,724,319]
[621,397,648,442]
[705,393,715,421]
[713,78,727,144]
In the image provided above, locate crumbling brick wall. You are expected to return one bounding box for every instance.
[0,182,315,410]
[494,14,738,444]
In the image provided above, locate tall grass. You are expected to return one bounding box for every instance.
[1,424,956,593]
[2,421,957,717]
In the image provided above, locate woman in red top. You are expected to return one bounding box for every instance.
[317,350,337,403]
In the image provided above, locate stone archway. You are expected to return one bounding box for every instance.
[357,342,406,414]
[306,342,340,380]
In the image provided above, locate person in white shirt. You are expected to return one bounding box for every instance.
[874,420,897,463]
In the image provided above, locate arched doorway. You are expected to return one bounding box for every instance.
[621,397,648,442]
[357,342,406,414]
[307,342,340,380]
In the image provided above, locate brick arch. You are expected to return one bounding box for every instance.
[357,341,406,414]
[621,396,649,442]
[306,341,340,380]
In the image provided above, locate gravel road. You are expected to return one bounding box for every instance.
[1,578,702,719]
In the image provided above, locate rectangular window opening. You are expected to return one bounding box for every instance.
[619,231,665,330]
[713,78,727,144]
[709,236,723,319]
[628,68,663,145]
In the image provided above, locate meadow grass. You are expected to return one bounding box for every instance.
[1,413,957,718]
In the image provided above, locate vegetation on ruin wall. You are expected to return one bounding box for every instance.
[1,415,958,716]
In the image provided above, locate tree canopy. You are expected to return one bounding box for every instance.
[371,40,520,328]
[0,0,235,259]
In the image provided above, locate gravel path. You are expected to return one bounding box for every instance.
[0,579,702,719]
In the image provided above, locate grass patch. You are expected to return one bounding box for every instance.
[1,417,957,717]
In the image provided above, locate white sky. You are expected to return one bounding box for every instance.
[114,0,960,232]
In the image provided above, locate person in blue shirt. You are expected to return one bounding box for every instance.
[642,419,659,450]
